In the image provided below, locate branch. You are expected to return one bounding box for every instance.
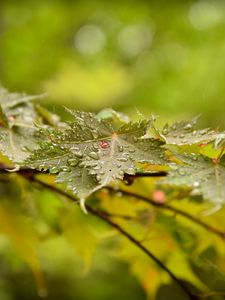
[87,206,198,299]
[0,164,167,178]
[2,162,224,239]
[26,176,197,299]
[106,187,225,240]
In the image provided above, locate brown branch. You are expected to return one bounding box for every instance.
[87,206,198,299]
[106,187,225,240]
[0,164,167,178]
[2,162,224,239]
[2,160,223,240]
[26,176,197,299]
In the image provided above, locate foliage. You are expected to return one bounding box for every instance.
[1,88,225,299]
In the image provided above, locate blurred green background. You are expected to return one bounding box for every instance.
[2,0,225,125]
[1,0,225,299]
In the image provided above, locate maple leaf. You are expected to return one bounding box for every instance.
[161,153,225,205]
[157,117,225,147]
[0,87,60,163]
[0,88,44,162]
[25,110,167,206]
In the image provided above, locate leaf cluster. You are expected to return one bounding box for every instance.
[1,88,225,212]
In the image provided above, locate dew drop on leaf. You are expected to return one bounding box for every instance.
[193,181,200,187]
[74,151,83,158]
[67,158,79,166]
[50,166,60,174]
[118,145,124,152]
[129,148,135,153]
[62,166,70,172]
[88,151,99,160]
[118,157,128,162]
[184,123,192,130]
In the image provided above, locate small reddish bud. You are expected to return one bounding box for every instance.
[99,140,110,149]
[152,190,166,204]
[199,143,207,148]
[212,158,219,165]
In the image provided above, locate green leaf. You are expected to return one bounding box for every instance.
[0,87,44,162]
[0,86,45,112]
[25,110,167,205]
[190,247,225,293]
[161,153,225,205]
[159,117,225,147]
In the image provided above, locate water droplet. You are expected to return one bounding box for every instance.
[50,166,60,174]
[180,134,185,138]
[133,137,138,142]
[67,158,79,166]
[118,157,128,162]
[119,170,124,176]
[93,165,100,170]
[78,161,85,168]
[88,151,99,160]
[193,181,200,187]
[118,145,124,152]
[62,166,70,172]
[185,123,192,130]
[74,151,83,158]
[129,148,135,153]
[71,147,79,152]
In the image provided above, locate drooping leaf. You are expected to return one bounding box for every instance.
[25,110,167,204]
[190,247,225,293]
[161,153,225,205]
[60,206,98,272]
[0,203,46,297]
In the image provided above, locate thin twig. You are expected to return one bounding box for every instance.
[3,162,224,239]
[106,187,225,240]
[27,176,197,299]
[0,164,168,180]
[87,206,197,299]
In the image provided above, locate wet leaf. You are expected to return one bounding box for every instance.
[25,110,167,204]
[161,153,225,205]
[159,117,225,147]
[0,87,44,162]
